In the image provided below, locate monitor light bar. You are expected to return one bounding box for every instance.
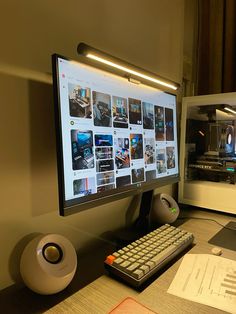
[77,43,179,91]
[224,106,236,115]
[86,53,177,90]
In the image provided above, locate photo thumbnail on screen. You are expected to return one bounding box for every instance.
[144,138,155,164]
[132,167,145,183]
[95,134,113,147]
[165,108,174,141]
[129,98,142,125]
[73,177,96,197]
[68,83,92,119]
[112,96,128,128]
[114,137,130,169]
[116,175,131,187]
[130,134,144,159]
[143,102,154,129]
[96,171,115,186]
[71,130,94,170]
[95,147,113,160]
[155,106,165,141]
[166,146,175,169]
[156,148,166,174]
[93,91,112,127]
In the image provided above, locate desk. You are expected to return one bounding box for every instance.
[43,208,236,314]
[1,208,236,313]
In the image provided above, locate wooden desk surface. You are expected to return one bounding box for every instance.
[44,208,236,314]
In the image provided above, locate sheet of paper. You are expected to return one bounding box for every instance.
[168,254,236,314]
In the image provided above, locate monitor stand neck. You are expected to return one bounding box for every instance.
[134,189,153,234]
[112,190,154,248]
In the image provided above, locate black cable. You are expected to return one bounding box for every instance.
[177,216,236,231]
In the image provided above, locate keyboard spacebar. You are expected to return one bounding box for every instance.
[151,245,178,265]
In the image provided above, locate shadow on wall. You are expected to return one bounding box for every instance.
[28,80,58,217]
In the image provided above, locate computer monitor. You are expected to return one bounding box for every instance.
[52,54,179,216]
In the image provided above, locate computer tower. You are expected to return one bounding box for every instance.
[178,92,236,214]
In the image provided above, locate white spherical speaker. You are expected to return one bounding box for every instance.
[20,234,77,295]
[149,193,180,225]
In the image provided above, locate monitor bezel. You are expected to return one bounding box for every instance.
[52,54,180,216]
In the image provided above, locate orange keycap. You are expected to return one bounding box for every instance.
[105,255,116,265]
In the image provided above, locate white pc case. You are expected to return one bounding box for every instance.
[178,92,236,214]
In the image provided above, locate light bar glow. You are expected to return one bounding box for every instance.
[224,106,236,115]
[86,53,178,90]
[198,130,205,136]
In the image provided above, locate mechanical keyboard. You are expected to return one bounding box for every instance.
[104,224,194,287]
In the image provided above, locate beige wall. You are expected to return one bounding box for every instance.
[0,0,184,289]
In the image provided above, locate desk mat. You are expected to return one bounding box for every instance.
[208,221,236,251]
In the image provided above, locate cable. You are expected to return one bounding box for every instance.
[177,216,236,231]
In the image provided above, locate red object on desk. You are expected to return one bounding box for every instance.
[109,297,158,314]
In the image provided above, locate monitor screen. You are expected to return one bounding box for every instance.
[52,54,179,216]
